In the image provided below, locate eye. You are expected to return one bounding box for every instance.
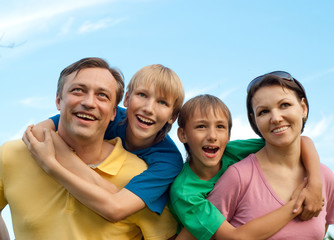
[195,124,206,129]
[281,102,291,108]
[138,92,146,98]
[158,100,168,106]
[71,88,83,94]
[217,124,226,129]
[258,109,269,116]
[98,92,110,100]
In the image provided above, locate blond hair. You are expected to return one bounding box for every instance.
[127,64,184,143]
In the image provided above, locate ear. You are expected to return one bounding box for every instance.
[167,114,178,125]
[300,98,308,118]
[56,93,61,111]
[123,92,130,107]
[110,106,117,122]
[177,127,187,143]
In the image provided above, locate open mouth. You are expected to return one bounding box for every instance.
[272,126,289,133]
[137,115,154,126]
[75,113,96,121]
[202,146,219,154]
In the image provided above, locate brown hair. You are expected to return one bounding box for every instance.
[178,94,232,162]
[246,73,309,138]
[57,57,124,108]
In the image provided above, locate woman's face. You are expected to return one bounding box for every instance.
[251,85,308,148]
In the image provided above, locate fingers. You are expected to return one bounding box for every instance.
[22,125,34,149]
[293,194,305,214]
[292,179,308,213]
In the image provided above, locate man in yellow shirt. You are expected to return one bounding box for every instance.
[0,57,176,240]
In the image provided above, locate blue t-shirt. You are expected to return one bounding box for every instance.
[50,106,183,214]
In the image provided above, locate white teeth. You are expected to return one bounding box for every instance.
[273,126,288,133]
[137,115,154,124]
[76,113,95,120]
[207,146,217,149]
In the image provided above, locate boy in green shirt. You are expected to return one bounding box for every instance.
[169,94,322,240]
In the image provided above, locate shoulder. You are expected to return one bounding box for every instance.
[320,163,334,189]
[1,139,28,160]
[170,163,195,199]
[107,137,147,169]
[216,154,255,187]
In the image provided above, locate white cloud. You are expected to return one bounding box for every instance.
[303,115,333,139]
[0,0,115,40]
[19,97,54,109]
[78,17,126,34]
[230,116,258,140]
[59,17,75,36]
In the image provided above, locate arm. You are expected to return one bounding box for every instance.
[0,212,10,240]
[23,125,119,193]
[174,181,305,240]
[213,197,302,240]
[23,127,145,221]
[208,173,306,240]
[125,136,183,214]
[294,136,323,220]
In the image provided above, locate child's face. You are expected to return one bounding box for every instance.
[124,83,175,150]
[178,107,229,173]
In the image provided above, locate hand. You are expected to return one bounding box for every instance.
[22,125,60,173]
[49,130,77,168]
[291,178,308,216]
[295,180,323,221]
[292,178,323,220]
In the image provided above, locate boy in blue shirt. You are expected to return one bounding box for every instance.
[23,63,185,221]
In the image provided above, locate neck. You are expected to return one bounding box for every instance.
[258,137,302,169]
[189,160,221,181]
[125,125,155,151]
[58,130,112,165]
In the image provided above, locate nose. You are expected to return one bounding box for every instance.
[270,109,283,124]
[81,92,96,109]
[142,98,154,115]
[207,127,217,142]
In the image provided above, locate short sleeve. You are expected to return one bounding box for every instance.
[207,165,242,222]
[172,195,225,240]
[0,145,8,209]
[132,206,177,240]
[222,138,264,173]
[322,164,334,225]
[49,114,60,131]
[125,136,183,214]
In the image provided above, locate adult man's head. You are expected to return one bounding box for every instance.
[56,57,124,143]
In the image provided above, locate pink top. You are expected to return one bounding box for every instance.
[208,154,334,239]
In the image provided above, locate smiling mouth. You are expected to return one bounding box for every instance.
[75,113,96,121]
[137,115,154,126]
[272,126,289,133]
[202,146,219,154]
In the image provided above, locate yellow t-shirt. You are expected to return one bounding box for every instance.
[0,138,176,240]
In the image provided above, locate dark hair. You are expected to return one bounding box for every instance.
[178,94,232,162]
[246,73,309,138]
[57,57,124,107]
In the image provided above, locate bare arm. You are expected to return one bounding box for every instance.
[293,136,323,220]
[0,212,10,240]
[178,180,306,240]
[23,126,145,222]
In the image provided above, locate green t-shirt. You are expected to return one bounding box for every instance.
[169,138,265,240]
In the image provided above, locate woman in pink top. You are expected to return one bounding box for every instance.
[208,71,334,239]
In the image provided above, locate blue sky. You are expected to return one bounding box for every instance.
[1,0,334,238]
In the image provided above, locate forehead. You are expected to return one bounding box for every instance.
[191,106,228,122]
[65,68,117,91]
[252,85,298,105]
